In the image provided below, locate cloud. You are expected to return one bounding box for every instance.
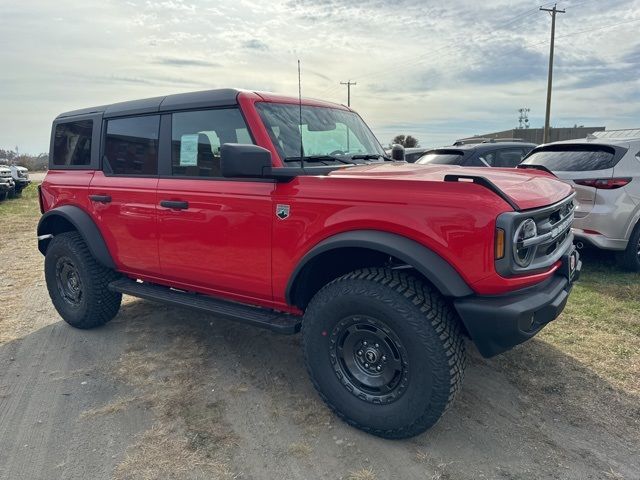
[242,39,269,51]
[1,0,639,152]
[154,57,221,68]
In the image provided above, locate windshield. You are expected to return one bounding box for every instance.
[522,145,619,171]
[416,150,465,165]
[255,102,386,165]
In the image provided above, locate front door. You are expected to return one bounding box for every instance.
[88,114,161,276]
[156,108,274,304]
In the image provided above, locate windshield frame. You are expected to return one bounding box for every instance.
[255,101,386,166]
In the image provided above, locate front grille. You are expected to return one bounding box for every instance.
[524,197,575,267]
[496,194,576,276]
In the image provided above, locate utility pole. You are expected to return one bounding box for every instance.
[340,80,357,107]
[540,4,565,143]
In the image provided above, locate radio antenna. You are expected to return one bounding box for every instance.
[298,59,304,169]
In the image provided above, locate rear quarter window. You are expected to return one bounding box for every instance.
[523,145,620,171]
[53,120,93,166]
[417,150,465,165]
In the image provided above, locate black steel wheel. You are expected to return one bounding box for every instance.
[302,268,466,439]
[330,315,409,404]
[55,256,84,307]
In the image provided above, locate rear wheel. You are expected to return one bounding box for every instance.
[45,231,122,328]
[302,268,466,439]
[616,223,640,271]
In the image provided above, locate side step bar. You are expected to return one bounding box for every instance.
[109,278,301,334]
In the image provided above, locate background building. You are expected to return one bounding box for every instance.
[456,126,605,145]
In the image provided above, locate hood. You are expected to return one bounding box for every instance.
[328,163,573,211]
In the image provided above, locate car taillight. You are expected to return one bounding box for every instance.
[574,178,631,189]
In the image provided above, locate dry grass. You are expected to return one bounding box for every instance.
[0,184,50,344]
[104,319,240,479]
[80,395,142,418]
[113,423,237,480]
[287,442,312,458]
[539,255,640,395]
[346,467,377,480]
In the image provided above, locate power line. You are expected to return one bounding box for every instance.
[540,4,565,143]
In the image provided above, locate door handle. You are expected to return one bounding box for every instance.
[89,194,111,203]
[160,200,189,210]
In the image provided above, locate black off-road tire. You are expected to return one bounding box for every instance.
[616,222,640,271]
[0,191,6,201]
[45,231,122,328]
[302,267,466,439]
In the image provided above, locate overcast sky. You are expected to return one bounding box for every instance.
[1,0,639,153]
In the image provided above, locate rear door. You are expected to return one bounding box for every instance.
[156,108,274,304]
[88,114,160,276]
[522,144,622,217]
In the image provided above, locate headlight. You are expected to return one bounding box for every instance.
[513,218,537,267]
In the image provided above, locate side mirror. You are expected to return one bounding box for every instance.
[220,144,272,178]
[391,144,405,161]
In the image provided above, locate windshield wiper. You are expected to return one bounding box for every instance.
[350,154,393,161]
[284,155,355,165]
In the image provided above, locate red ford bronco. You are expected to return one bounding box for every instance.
[38,89,580,438]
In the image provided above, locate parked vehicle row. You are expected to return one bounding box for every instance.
[0,164,31,201]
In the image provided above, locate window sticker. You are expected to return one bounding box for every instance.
[180,134,199,166]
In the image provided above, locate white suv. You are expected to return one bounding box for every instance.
[522,129,640,270]
[9,164,30,195]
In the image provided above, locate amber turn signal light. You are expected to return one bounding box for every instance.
[495,228,505,259]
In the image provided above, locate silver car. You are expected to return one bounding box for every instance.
[522,129,640,270]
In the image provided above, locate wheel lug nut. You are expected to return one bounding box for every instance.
[364,363,369,368]
[375,343,379,348]
[363,341,368,346]
[357,350,363,356]
[376,365,381,371]
[382,356,387,361]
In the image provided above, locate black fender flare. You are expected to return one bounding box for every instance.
[37,205,116,270]
[285,230,473,304]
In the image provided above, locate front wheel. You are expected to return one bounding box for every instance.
[302,268,466,439]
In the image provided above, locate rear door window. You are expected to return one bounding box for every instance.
[523,145,619,171]
[53,120,93,166]
[104,115,160,175]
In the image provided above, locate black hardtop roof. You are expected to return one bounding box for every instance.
[56,88,244,120]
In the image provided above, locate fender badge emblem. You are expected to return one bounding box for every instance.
[276,204,290,220]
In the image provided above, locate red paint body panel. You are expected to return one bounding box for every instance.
[41,90,575,311]
[156,178,274,304]
[88,172,160,275]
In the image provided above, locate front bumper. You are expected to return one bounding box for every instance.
[454,249,581,358]
[0,182,14,192]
